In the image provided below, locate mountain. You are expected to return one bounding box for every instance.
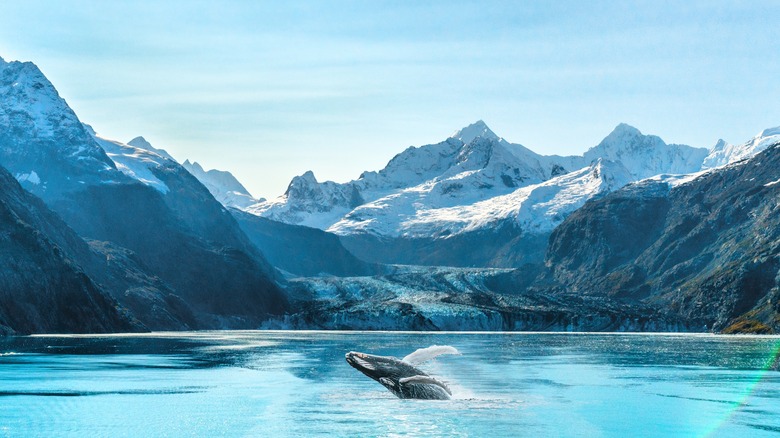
[128,136,176,162]
[181,159,262,209]
[0,57,125,199]
[247,121,707,267]
[701,127,780,169]
[231,208,379,277]
[545,139,780,333]
[278,129,780,333]
[0,57,288,328]
[0,163,140,335]
[582,123,708,179]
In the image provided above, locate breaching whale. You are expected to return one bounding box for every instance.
[345,345,459,400]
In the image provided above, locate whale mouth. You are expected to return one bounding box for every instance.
[345,352,376,371]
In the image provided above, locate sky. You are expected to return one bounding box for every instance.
[1,0,779,199]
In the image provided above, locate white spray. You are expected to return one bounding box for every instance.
[402,345,460,366]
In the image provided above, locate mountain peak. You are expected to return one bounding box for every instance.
[711,139,728,151]
[595,123,651,150]
[128,136,152,149]
[300,170,317,182]
[128,136,176,161]
[182,160,205,173]
[610,123,642,137]
[451,120,499,144]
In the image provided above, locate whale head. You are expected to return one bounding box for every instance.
[345,351,412,382]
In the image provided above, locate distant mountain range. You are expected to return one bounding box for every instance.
[1,54,779,334]
[244,119,777,268]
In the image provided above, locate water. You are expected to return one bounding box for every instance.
[1,332,779,437]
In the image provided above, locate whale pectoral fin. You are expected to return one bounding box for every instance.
[399,375,452,395]
[402,345,460,365]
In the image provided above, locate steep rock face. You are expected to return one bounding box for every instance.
[0,165,138,335]
[181,159,262,209]
[61,137,287,324]
[339,222,549,268]
[546,142,780,332]
[231,209,379,277]
[0,58,123,199]
[0,57,287,328]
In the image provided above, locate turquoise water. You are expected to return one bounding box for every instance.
[1,332,779,437]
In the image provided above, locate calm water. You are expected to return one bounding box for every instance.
[1,332,779,437]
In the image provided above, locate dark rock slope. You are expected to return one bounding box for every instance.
[0,57,287,329]
[546,143,780,333]
[0,165,139,335]
[231,208,379,277]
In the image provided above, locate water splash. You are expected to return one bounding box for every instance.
[402,345,460,365]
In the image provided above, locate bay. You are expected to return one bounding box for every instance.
[1,332,779,437]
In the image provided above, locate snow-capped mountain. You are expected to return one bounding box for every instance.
[702,126,780,169]
[247,121,708,245]
[330,158,634,238]
[582,123,708,179]
[547,139,780,332]
[181,159,263,209]
[0,56,287,328]
[0,56,123,198]
[85,126,173,194]
[128,136,177,162]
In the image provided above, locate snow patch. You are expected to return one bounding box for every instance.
[92,135,170,194]
[16,171,41,185]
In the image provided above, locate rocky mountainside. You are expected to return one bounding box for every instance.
[0,57,288,328]
[182,159,262,209]
[0,57,126,199]
[545,140,780,333]
[276,139,780,333]
[0,164,140,335]
[231,208,379,278]
[4,52,778,335]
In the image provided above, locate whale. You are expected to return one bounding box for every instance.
[345,346,459,400]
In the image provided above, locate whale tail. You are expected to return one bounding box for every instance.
[402,345,460,366]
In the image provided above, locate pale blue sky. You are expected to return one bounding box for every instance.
[1,1,778,198]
